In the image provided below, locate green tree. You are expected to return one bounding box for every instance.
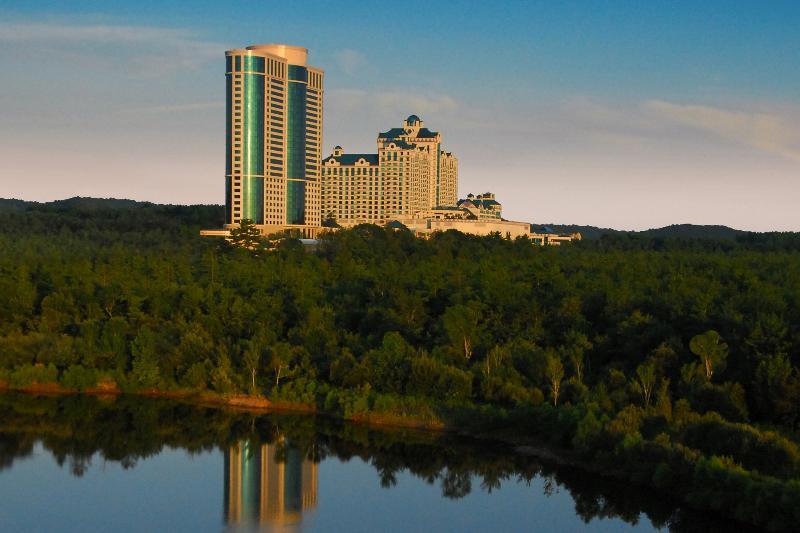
[321,211,341,228]
[443,302,484,361]
[655,379,672,419]
[689,330,728,381]
[130,326,160,388]
[270,342,295,390]
[633,361,657,407]
[210,349,235,393]
[243,341,262,395]
[482,345,508,378]
[545,353,564,406]
[228,219,265,251]
[561,330,592,384]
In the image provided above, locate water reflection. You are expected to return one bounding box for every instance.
[224,439,317,529]
[0,394,760,532]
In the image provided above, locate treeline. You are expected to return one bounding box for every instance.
[1,202,800,529]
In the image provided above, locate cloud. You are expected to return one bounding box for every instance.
[644,100,800,162]
[0,22,225,75]
[334,49,367,75]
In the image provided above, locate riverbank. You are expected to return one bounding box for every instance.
[0,381,443,430]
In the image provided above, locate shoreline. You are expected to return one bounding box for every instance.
[0,381,446,431]
[0,381,607,473]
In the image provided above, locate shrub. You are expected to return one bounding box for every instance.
[9,364,58,387]
[60,365,98,390]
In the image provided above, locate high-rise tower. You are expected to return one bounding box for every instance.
[224,44,323,236]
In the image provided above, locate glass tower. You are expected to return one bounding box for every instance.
[225,44,323,233]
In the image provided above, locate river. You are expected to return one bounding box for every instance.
[0,394,750,532]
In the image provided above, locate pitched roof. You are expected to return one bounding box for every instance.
[378,127,407,139]
[384,139,416,150]
[386,220,409,230]
[415,128,439,138]
[323,153,379,165]
[458,198,501,209]
[378,127,440,140]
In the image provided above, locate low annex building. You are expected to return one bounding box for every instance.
[389,191,581,245]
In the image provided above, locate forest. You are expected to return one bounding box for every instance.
[1,198,800,530]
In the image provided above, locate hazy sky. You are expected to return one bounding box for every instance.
[1,1,798,231]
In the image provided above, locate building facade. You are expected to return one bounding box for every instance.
[322,115,458,227]
[224,44,323,236]
[392,191,582,244]
[457,192,502,219]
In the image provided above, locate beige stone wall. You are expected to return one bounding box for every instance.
[399,218,531,239]
[377,142,431,219]
[438,152,458,207]
[322,116,459,227]
[322,156,381,225]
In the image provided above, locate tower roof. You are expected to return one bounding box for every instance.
[245,43,308,65]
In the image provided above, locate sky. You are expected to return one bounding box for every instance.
[0,0,798,231]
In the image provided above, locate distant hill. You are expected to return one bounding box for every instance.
[0,197,225,240]
[639,224,746,240]
[0,198,34,212]
[532,223,751,240]
[49,197,148,210]
[1,196,164,212]
[530,224,623,240]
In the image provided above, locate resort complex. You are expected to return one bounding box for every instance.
[203,43,578,244]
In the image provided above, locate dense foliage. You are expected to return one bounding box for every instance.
[1,199,800,530]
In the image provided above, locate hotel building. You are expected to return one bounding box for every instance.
[321,115,458,226]
[224,44,323,236]
[205,45,579,245]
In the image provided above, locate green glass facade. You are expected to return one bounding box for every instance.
[226,56,265,225]
[286,65,308,225]
[241,73,264,224]
[286,180,306,225]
